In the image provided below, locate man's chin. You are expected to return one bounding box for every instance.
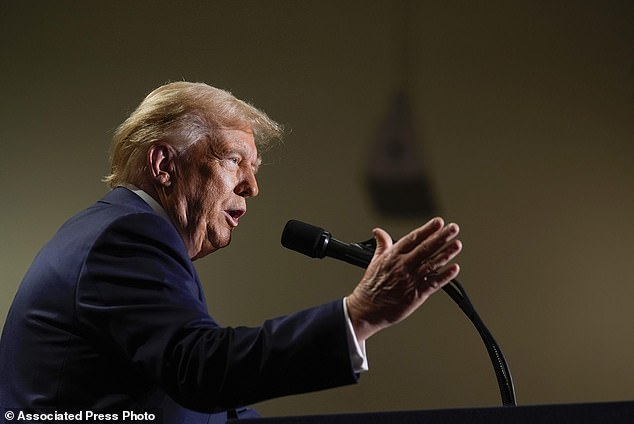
[191,237,231,260]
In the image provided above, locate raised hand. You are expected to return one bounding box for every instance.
[346,217,462,342]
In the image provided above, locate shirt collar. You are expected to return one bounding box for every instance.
[122,185,172,223]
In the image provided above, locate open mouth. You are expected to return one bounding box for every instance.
[225,209,245,227]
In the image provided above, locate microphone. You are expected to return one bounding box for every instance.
[281,219,375,269]
[280,218,517,407]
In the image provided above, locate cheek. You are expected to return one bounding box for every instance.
[199,162,235,194]
[197,161,213,179]
[196,181,228,226]
[186,163,236,227]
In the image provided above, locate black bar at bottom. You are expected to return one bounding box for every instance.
[230,400,634,424]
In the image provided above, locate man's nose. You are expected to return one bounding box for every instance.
[236,171,259,198]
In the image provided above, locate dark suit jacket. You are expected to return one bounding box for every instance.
[0,187,357,423]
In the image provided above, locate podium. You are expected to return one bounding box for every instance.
[230,400,634,423]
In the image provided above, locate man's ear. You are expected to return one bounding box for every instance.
[147,142,177,187]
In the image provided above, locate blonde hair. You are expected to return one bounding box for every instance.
[104,81,283,188]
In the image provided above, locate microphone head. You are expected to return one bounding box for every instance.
[281,220,330,258]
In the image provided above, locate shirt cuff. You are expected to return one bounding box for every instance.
[343,297,369,373]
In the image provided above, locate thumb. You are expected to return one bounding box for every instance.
[372,228,393,258]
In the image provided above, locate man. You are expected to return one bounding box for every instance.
[0,82,462,423]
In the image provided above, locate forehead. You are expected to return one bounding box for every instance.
[216,128,256,151]
[214,128,262,167]
[219,127,254,145]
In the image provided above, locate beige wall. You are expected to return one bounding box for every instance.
[1,0,633,417]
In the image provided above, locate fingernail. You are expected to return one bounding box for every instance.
[431,217,443,226]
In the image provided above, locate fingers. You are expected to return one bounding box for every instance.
[371,228,393,258]
[395,217,445,254]
[411,220,459,257]
[416,236,462,277]
[391,217,460,269]
[389,218,462,293]
[419,261,461,291]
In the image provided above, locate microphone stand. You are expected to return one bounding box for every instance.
[355,240,517,406]
[441,279,516,406]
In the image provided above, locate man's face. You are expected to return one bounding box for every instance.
[170,128,261,260]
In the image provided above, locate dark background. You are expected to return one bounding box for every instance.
[1,0,633,417]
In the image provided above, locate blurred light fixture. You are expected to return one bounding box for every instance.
[366,91,436,218]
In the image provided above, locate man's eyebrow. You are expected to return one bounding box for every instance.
[253,156,263,173]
